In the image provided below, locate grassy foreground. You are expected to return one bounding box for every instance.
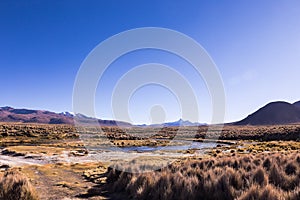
[106,151,300,200]
[1,123,300,199]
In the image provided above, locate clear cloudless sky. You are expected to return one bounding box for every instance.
[1,0,300,124]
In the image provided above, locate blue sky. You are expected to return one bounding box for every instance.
[1,1,300,124]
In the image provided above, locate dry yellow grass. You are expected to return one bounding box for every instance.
[2,123,300,199]
[106,151,300,200]
[0,169,39,200]
[4,146,66,156]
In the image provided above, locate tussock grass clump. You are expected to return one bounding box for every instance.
[106,152,300,200]
[0,170,39,200]
[238,184,283,200]
[253,167,268,186]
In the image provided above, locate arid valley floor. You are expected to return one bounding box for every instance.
[1,123,300,199]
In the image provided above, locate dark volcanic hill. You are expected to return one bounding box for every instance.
[0,106,132,126]
[293,101,300,109]
[235,101,300,125]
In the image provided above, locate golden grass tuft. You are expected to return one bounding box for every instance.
[0,170,39,200]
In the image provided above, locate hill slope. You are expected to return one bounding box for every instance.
[293,101,300,109]
[235,101,300,125]
[0,106,131,126]
[0,106,73,124]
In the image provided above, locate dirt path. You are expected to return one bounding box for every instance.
[20,163,110,200]
[0,147,112,199]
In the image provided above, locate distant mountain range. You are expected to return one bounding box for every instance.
[0,106,131,126]
[1,100,300,126]
[139,119,206,127]
[0,106,205,127]
[0,106,74,124]
[235,101,300,125]
[162,119,206,126]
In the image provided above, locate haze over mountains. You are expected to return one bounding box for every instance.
[1,100,300,126]
[138,119,206,127]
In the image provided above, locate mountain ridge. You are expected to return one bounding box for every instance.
[2,100,300,126]
[234,101,300,125]
[0,106,205,127]
[0,106,132,126]
[138,119,206,127]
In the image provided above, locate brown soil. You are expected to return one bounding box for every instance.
[20,162,109,200]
